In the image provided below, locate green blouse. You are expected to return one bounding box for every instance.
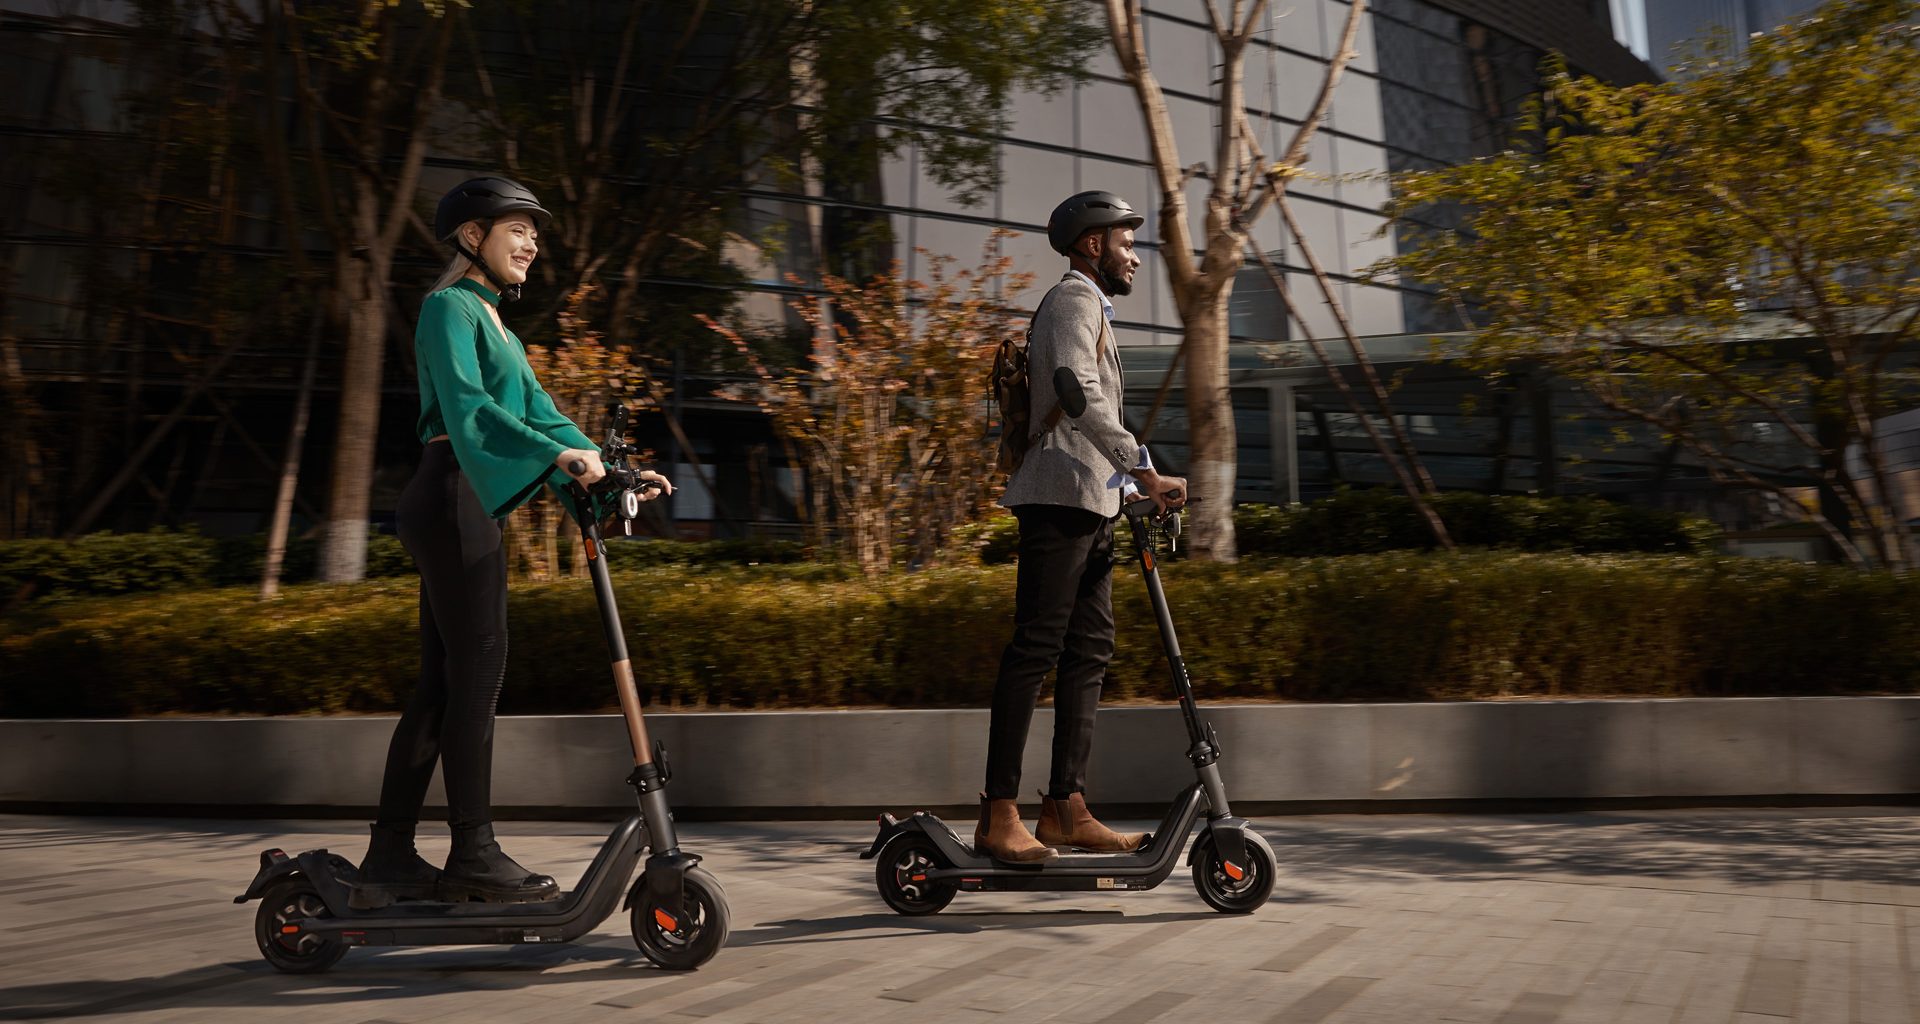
[414,279,597,519]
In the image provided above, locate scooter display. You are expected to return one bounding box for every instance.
[862,369,1275,916]
[236,405,729,972]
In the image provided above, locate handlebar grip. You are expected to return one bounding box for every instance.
[568,459,586,477]
[1164,487,1183,502]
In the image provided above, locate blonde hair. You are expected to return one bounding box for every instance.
[426,218,483,304]
[428,252,474,300]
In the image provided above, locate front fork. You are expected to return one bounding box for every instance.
[630,758,697,927]
[1191,729,1251,872]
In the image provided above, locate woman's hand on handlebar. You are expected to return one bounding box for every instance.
[633,469,674,500]
[557,448,606,485]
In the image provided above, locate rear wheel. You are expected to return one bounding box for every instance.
[631,867,730,970]
[254,878,349,973]
[1191,829,1276,914]
[875,833,956,916]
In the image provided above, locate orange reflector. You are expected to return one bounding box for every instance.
[653,908,678,931]
[585,538,599,561]
[911,874,926,882]
[1143,551,1156,572]
[280,925,299,934]
[1223,861,1245,881]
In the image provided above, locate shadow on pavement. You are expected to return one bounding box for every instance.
[0,904,1231,1017]
[727,907,1220,947]
[1265,811,1920,891]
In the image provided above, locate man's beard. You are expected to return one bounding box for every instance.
[1097,247,1133,296]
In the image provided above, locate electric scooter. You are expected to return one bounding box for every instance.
[236,404,729,972]
[862,369,1276,915]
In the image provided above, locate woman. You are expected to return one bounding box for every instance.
[355,176,670,906]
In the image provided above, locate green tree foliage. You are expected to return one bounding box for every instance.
[805,0,1102,204]
[1388,0,1920,568]
[463,0,1099,362]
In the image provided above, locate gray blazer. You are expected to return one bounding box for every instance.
[1000,274,1140,517]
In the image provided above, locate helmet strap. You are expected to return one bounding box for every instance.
[452,221,522,303]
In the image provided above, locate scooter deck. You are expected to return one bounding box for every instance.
[880,784,1206,893]
[242,816,648,946]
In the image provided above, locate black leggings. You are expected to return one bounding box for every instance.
[376,440,511,830]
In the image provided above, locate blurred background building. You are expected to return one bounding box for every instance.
[16,0,1892,550]
[1636,0,1827,67]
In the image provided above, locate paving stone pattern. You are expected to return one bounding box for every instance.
[2,809,1919,1022]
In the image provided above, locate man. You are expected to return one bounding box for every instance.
[977,190,1188,862]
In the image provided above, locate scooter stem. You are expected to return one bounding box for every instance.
[1125,509,1207,751]
[573,491,653,771]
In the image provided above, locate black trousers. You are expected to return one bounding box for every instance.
[376,440,511,830]
[984,503,1117,801]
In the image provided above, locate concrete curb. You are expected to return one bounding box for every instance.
[5,697,1918,817]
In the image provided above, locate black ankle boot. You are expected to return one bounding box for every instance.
[439,823,560,903]
[350,823,441,909]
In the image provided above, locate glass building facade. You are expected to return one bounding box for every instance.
[726,0,1660,510]
[6,0,1686,537]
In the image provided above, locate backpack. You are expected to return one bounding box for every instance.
[991,277,1107,475]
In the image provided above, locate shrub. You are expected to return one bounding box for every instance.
[0,530,222,598]
[0,531,824,601]
[4,552,1915,717]
[950,510,1020,565]
[1231,491,1717,558]
[949,492,1712,565]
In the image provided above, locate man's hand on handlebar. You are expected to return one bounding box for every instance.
[1130,468,1188,516]
[558,448,607,485]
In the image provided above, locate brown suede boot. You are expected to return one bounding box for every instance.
[1036,792,1146,852]
[973,793,1057,863]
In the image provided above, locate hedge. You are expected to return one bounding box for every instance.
[957,492,1719,564]
[0,530,817,600]
[1232,490,1720,557]
[4,552,1914,717]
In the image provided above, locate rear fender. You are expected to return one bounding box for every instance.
[860,813,914,860]
[233,848,301,904]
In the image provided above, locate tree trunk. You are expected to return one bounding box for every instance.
[0,332,43,538]
[307,6,452,582]
[319,251,389,582]
[262,313,324,599]
[1178,284,1238,560]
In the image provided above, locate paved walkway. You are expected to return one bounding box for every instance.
[2,808,1918,1022]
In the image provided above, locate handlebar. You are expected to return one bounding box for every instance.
[568,458,663,497]
[565,403,665,531]
[1123,487,1185,520]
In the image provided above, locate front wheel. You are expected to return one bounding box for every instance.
[1191,829,1276,914]
[631,866,730,970]
[874,833,956,916]
[254,878,349,973]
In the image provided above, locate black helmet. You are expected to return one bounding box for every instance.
[434,176,551,302]
[1046,190,1144,255]
[434,176,552,242]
